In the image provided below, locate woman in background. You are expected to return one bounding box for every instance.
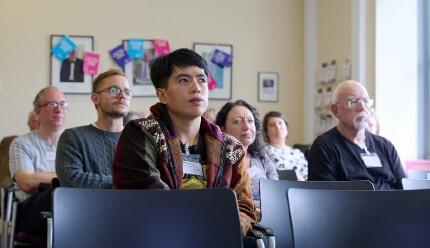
[263,111,308,180]
[216,100,278,210]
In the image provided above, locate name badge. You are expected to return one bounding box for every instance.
[46,152,56,162]
[183,160,203,176]
[360,153,382,168]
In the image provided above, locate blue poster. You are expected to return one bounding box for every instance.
[51,36,77,61]
[127,39,144,59]
[109,44,131,67]
[210,49,232,68]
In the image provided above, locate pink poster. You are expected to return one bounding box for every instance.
[83,52,100,75]
[208,74,217,90]
[153,39,170,56]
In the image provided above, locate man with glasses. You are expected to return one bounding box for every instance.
[308,80,405,189]
[9,86,68,243]
[56,68,131,188]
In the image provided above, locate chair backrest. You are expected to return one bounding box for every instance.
[0,136,17,188]
[292,143,310,159]
[288,189,430,248]
[259,180,374,248]
[407,169,430,179]
[276,169,297,181]
[52,188,242,248]
[402,178,430,189]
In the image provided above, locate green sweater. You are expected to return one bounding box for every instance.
[56,125,120,188]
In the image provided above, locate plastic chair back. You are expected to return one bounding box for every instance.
[259,180,374,248]
[52,188,242,248]
[288,189,430,248]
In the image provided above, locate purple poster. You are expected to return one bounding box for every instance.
[210,49,232,68]
[109,44,131,67]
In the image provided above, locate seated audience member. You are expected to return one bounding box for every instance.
[27,110,40,131]
[113,48,256,235]
[56,69,131,188]
[368,108,380,135]
[123,110,140,126]
[202,107,217,123]
[9,86,68,241]
[308,80,405,189]
[262,111,308,180]
[216,100,278,209]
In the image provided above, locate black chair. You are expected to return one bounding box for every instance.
[288,189,430,248]
[407,169,430,179]
[402,178,430,189]
[276,170,297,181]
[292,144,310,159]
[52,188,243,248]
[259,180,374,248]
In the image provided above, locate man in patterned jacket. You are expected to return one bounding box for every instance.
[112,48,256,235]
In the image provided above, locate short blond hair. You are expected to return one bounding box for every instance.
[92,68,126,92]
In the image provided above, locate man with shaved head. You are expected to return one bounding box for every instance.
[308,80,405,189]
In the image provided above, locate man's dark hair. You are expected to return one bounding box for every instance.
[215,100,265,159]
[262,111,289,143]
[150,48,209,89]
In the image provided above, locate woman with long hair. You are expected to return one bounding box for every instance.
[216,100,278,209]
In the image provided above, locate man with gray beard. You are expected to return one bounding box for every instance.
[56,69,132,188]
[308,80,405,189]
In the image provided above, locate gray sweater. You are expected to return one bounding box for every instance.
[56,125,121,188]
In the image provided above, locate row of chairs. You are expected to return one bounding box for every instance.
[48,178,430,248]
[259,178,430,248]
[3,171,430,247]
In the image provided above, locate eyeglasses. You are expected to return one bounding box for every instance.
[345,98,374,108]
[38,101,69,110]
[95,86,133,99]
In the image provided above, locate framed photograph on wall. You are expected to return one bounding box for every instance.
[193,43,233,100]
[50,35,94,94]
[258,72,279,102]
[122,39,159,97]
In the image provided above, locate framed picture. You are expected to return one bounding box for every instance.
[122,39,160,97]
[50,35,94,94]
[258,72,279,102]
[193,43,233,100]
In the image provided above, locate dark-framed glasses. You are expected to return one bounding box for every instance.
[39,101,69,110]
[346,98,374,108]
[96,86,133,99]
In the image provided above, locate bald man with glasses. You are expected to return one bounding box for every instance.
[56,68,132,188]
[308,80,405,189]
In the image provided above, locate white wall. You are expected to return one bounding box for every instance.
[0,0,305,145]
[375,0,418,160]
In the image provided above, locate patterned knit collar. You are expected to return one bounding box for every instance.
[150,103,224,142]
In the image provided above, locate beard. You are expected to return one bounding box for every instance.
[105,109,127,118]
[353,111,370,130]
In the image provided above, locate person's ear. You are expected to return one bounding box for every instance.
[156,88,167,104]
[91,93,99,105]
[331,104,339,117]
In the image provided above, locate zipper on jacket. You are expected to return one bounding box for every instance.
[214,144,226,187]
[166,142,178,188]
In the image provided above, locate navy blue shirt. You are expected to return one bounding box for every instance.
[308,127,406,190]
